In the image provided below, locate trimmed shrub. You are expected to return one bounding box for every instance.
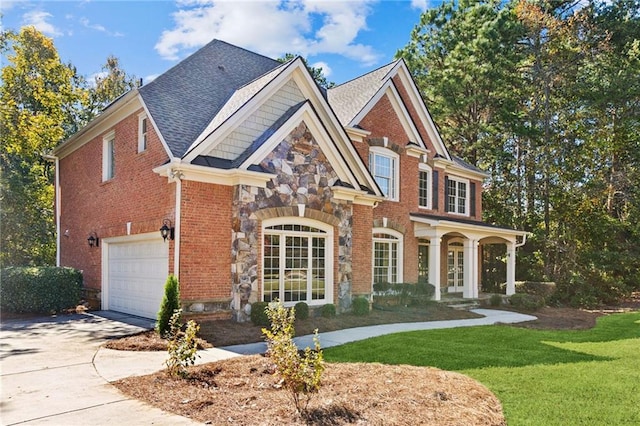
[156,275,180,337]
[489,294,503,307]
[372,281,391,293]
[250,301,270,326]
[321,303,336,318]
[295,302,309,320]
[352,296,370,316]
[0,266,82,313]
[509,293,545,311]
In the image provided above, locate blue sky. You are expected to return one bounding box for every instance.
[1,1,442,85]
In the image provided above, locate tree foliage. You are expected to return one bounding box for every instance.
[398,0,640,305]
[277,53,335,89]
[0,27,81,266]
[0,27,138,266]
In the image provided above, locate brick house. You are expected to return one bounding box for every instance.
[52,40,526,321]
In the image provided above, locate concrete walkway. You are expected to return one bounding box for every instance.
[1,309,536,425]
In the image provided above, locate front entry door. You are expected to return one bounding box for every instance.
[447,243,464,293]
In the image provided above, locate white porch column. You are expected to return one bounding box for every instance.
[506,241,516,295]
[463,239,475,298]
[428,237,441,301]
[471,240,479,298]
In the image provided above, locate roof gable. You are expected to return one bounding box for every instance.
[138,40,281,158]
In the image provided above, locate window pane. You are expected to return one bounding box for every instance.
[263,234,280,302]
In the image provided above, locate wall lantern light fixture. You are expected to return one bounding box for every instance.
[87,232,99,247]
[160,219,175,242]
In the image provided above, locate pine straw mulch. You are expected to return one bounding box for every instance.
[112,355,506,426]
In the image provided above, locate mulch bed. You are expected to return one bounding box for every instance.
[113,355,506,426]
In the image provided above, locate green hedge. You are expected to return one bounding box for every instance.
[250,301,270,326]
[1,266,83,314]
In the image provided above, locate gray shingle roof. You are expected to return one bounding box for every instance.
[326,61,398,126]
[452,155,487,175]
[139,39,281,158]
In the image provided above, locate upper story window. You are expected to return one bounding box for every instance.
[102,132,115,181]
[446,176,469,215]
[369,147,399,201]
[138,114,148,153]
[418,163,432,209]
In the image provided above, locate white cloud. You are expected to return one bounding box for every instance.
[23,10,63,37]
[155,0,381,66]
[79,17,124,37]
[311,61,331,78]
[410,0,428,12]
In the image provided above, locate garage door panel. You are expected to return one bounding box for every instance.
[107,238,168,319]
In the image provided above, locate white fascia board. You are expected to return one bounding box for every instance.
[411,215,529,240]
[239,103,362,191]
[394,61,452,161]
[332,186,382,206]
[350,80,426,150]
[138,95,175,161]
[153,162,274,187]
[54,90,140,159]
[434,157,488,180]
[182,61,296,163]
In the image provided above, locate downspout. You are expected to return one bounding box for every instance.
[43,154,60,266]
[515,233,528,248]
[172,169,183,280]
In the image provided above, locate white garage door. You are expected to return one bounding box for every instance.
[107,237,169,319]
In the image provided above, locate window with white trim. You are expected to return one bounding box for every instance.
[369,147,399,201]
[262,219,332,305]
[446,176,469,215]
[138,114,148,152]
[102,132,115,181]
[418,163,432,209]
[372,228,403,285]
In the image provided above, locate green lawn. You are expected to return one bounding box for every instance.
[324,312,640,425]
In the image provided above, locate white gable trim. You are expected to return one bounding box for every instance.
[183,57,382,198]
[393,61,451,160]
[182,60,299,163]
[351,80,426,150]
[239,102,362,193]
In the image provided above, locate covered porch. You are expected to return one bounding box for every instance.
[411,213,528,301]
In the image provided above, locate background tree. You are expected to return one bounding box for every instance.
[0,27,82,266]
[398,0,640,305]
[277,53,335,89]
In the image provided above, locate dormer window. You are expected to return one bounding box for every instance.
[369,147,399,201]
[446,176,469,215]
[138,114,148,152]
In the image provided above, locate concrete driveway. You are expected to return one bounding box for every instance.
[0,311,201,425]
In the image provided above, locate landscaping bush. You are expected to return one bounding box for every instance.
[321,303,336,318]
[352,296,370,316]
[509,293,545,311]
[262,300,324,416]
[250,301,270,326]
[489,294,503,307]
[165,309,200,378]
[515,281,557,299]
[372,281,391,293]
[294,302,309,320]
[156,275,180,337]
[0,266,82,313]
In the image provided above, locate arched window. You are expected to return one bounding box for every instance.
[262,218,333,305]
[372,228,403,285]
